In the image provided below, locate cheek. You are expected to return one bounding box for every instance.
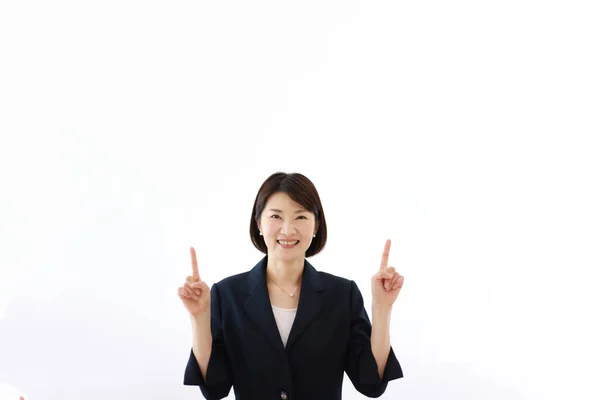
[304,221,316,234]
[261,220,278,236]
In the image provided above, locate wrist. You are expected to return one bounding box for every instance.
[372,303,393,314]
[191,311,210,324]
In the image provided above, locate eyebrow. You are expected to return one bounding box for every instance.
[268,208,308,213]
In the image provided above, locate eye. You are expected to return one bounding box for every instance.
[297,215,307,219]
[270,214,281,219]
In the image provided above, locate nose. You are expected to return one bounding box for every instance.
[280,219,296,236]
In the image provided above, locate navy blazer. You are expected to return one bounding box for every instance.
[184,256,403,399]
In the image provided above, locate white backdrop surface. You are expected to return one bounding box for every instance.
[1,1,599,399]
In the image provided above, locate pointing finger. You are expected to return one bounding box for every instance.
[190,247,199,279]
[380,239,391,270]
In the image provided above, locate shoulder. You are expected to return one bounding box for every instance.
[314,270,367,314]
[317,270,351,285]
[315,270,360,296]
[213,270,249,289]
[208,271,250,307]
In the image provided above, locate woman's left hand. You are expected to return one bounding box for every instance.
[371,239,404,307]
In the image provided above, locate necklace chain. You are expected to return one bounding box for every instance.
[268,276,298,298]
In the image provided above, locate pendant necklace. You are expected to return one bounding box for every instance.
[268,276,298,298]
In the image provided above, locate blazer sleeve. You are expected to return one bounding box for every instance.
[344,280,403,398]
[183,283,233,400]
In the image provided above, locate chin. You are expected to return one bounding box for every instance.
[274,249,305,260]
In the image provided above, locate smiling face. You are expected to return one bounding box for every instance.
[257,192,317,261]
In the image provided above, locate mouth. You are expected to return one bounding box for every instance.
[277,240,299,248]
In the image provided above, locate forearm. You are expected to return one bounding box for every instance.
[191,312,213,381]
[370,305,392,379]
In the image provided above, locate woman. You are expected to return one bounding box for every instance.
[178,172,404,399]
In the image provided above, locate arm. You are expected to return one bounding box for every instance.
[191,311,213,381]
[371,304,393,379]
[345,280,403,398]
[184,283,232,400]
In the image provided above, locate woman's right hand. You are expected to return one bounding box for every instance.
[178,247,211,317]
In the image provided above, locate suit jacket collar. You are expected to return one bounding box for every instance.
[244,255,325,353]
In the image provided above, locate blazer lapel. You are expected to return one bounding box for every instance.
[285,259,325,351]
[243,256,326,353]
[243,256,286,353]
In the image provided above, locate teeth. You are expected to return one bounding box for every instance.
[278,240,299,245]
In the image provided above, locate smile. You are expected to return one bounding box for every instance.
[277,240,299,248]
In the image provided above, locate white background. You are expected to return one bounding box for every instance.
[1,0,599,399]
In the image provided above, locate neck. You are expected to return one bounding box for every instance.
[266,255,304,285]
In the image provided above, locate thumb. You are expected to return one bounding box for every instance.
[191,280,211,293]
[374,269,394,280]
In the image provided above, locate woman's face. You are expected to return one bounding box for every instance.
[258,192,317,261]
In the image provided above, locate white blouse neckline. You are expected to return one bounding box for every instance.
[271,305,297,312]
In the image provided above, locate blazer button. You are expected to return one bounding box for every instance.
[280,390,288,400]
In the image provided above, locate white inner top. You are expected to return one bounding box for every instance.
[271,305,297,347]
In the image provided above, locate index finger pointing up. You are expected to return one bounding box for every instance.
[190,246,199,279]
[380,239,391,270]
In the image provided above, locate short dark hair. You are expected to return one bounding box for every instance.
[250,172,327,257]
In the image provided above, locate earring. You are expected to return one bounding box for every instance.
[313,234,316,237]
[259,232,263,235]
